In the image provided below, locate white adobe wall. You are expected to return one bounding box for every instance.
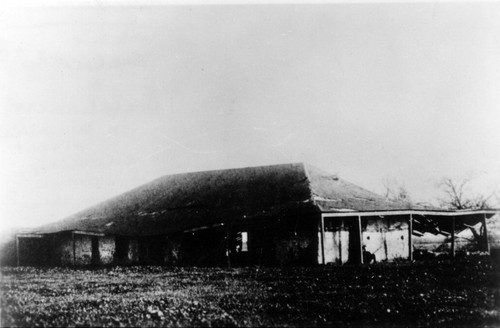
[99,236,115,265]
[383,219,409,260]
[73,234,93,266]
[320,216,410,264]
[53,234,115,266]
[363,217,409,261]
[321,229,349,264]
[317,232,322,264]
[362,217,388,261]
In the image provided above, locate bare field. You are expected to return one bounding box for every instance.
[1,256,499,327]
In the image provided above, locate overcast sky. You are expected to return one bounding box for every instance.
[1,1,499,230]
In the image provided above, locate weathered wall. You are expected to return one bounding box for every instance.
[321,230,350,264]
[73,234,93,266]
[363,217,409,261]
[320,216,410,264]
[320,218,351,265]
[320,231,335,264]
[99,236,115,265]
[384,218,409,260]
[362,217,388,262]
[51,234,119,266]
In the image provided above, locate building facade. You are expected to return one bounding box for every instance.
[14,163,497,267]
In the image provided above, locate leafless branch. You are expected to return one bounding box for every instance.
[438,177,493,210]
[383,178,412,204]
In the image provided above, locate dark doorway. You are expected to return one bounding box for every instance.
[115,236,129,264]
[148,236,165,265]
[138,238,149,264]
[91,237,100,266]
[247,225,275,266]
[18,237,48,266]
[181,227,226,266]
[346,219,362,264]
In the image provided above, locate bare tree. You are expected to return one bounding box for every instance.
[438,177,494,210]
[383,179,412,204]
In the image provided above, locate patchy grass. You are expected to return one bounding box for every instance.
[1,256,499,327]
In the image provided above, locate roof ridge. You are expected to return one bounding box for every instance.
[149,162,305,180]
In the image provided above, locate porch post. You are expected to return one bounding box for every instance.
[225,223,231,268]
[451,216,455,258]
[482,213,490,254]
[409,214,413,261]
[320,214,325,265]
[358,215,363,264]
[339,219,343,264]
[16,235,20,267]
[72,231,76,265]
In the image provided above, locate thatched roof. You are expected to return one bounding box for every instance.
[33,163,418,236]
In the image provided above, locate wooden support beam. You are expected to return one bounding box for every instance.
[225,223,231,268]
[409,214,413,262]
[16,235,20,267]
[72,230,105,237]
[339,219,343,264]
[16,233,44,238]
[72,231,76,266]
[358,216,363,265]
[483,213,490,254]
[184,223,225,233]
[320,215,325,265]
[322,209,499,218]
[451,216,455,258]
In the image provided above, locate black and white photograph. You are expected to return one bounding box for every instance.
[1,0,500,326]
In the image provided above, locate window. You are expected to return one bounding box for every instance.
[233,231,248,253]
[241,232,248,252]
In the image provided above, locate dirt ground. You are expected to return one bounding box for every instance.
[1,255,499,327]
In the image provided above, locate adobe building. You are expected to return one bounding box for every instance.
[14,163,498,267]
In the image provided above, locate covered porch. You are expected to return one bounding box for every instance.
[318,209,498,265]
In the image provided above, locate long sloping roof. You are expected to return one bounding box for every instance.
[304,164,415,212]
[33,163,420,236]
